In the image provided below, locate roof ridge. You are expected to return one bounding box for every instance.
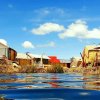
[0,42,8,47]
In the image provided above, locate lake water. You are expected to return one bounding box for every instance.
[0,73,100,100]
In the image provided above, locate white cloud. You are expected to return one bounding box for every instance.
[31,23,65,35]
[0,39,8,46]
[22,41,55,49]
[59,20,100,39]
[37,41,55,48]
[22,41,35,49]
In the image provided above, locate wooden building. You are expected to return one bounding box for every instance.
[28,53,49,67]
[16,53,32,66]
[59,59,71,68]
[0,42,17,61]
[8,48,17,61]
[16,53,49,67]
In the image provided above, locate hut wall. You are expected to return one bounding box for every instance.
[97,52,100,62]
[43,59,49,64]
[83,48,89,64]
[88,51,97,63]
[60,63,67,67]
[83,47,100,64]
[0,44,8,58]
[8,48,17,61]
[35,58,49,64]
[83,46,96,64]
[0,48,8,58]
[77,61,82,67]
[16,59,32,66]
[67,63,70,68]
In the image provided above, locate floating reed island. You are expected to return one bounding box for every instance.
[0,42,100,74]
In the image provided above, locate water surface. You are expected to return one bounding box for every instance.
[0,73,100,100]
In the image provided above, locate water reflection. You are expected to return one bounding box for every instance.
[0,73,100,99]
[0,73,100,90]
[83,74,100,90]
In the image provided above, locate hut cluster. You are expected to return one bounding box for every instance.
[0,42,70,69]
[0,42,100,73]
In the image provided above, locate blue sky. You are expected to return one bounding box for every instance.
[0,0,100,59]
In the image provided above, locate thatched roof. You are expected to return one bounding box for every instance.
[59,59,71,63]
[29,53,49,59]
[16,53,49,59]
[16,53,31,59]
[0,42,8,48]
[85,45,96,50]
[87,45,100,51]
[84,45,100,50]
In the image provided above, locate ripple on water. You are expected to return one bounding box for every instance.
[0,73,100,99]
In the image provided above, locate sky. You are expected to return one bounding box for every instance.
[0,0,100,59]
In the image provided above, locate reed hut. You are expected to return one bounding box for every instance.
[28,53,49,67]
[70,57,82,68]
[59,59,71,68]
[81,45,100,67]
[0,42,17,62]
[16,53,49,67]
[16,53,32,66]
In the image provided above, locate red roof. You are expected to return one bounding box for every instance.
[48,56,60,64]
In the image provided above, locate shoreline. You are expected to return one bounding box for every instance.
[0,64,100,75]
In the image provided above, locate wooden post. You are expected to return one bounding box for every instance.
[80,52,85,67]
[95,53,98,67]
